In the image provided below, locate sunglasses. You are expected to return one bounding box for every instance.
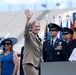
[50,30,57,31]
[3,43,11,45]
[62,33,68,35]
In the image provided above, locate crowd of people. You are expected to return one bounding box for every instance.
[0,9,76,75]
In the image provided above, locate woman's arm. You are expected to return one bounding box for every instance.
[24,9,33,39]
[12,52,19,75]
[24,9,33,24]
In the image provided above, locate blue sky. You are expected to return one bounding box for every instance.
[0,0,75,11]
[0,0,71,5]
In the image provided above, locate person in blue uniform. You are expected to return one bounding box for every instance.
[43,23,67,62]
[0,37,19,75]
[66,39,76,60]
[62,27,74,60]
[62,27,73,43]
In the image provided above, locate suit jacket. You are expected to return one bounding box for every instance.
[43,38,67,62]
[66,39,76,60]
[20,46,24,75]
[22,24,43,68]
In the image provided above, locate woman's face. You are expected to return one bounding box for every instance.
[3,41,12,50]
[32,22,40,35]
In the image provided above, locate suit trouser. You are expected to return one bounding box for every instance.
[23,64,38,75]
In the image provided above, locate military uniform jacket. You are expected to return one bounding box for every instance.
[66,39,76,60]
[22,24,43,68]
[43,38,67,62]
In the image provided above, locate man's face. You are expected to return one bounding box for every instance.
[50,30,59,37]
[62,33,71,41]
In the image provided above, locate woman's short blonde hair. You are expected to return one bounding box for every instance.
[30,20,40,29]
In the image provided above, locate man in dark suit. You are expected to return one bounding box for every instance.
[62,27,73,43]
[43,23,67,62]
[20,46,24,75]
[66,39,76,60]
[62,27,74,60]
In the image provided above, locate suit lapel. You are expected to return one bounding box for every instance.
[35,35,41,43]
[32,33,42,45]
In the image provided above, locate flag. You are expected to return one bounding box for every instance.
[73,13,76,39]
[59,21,62,39]
[73,32,76,39]
[70,20,73,30]
[73,20,76,39]
[70,20,73,40]
[44,20,50,41]
[66,15,69,28]
[59,16,62,39]
[52,16,55,23]
[66,20,68,28]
